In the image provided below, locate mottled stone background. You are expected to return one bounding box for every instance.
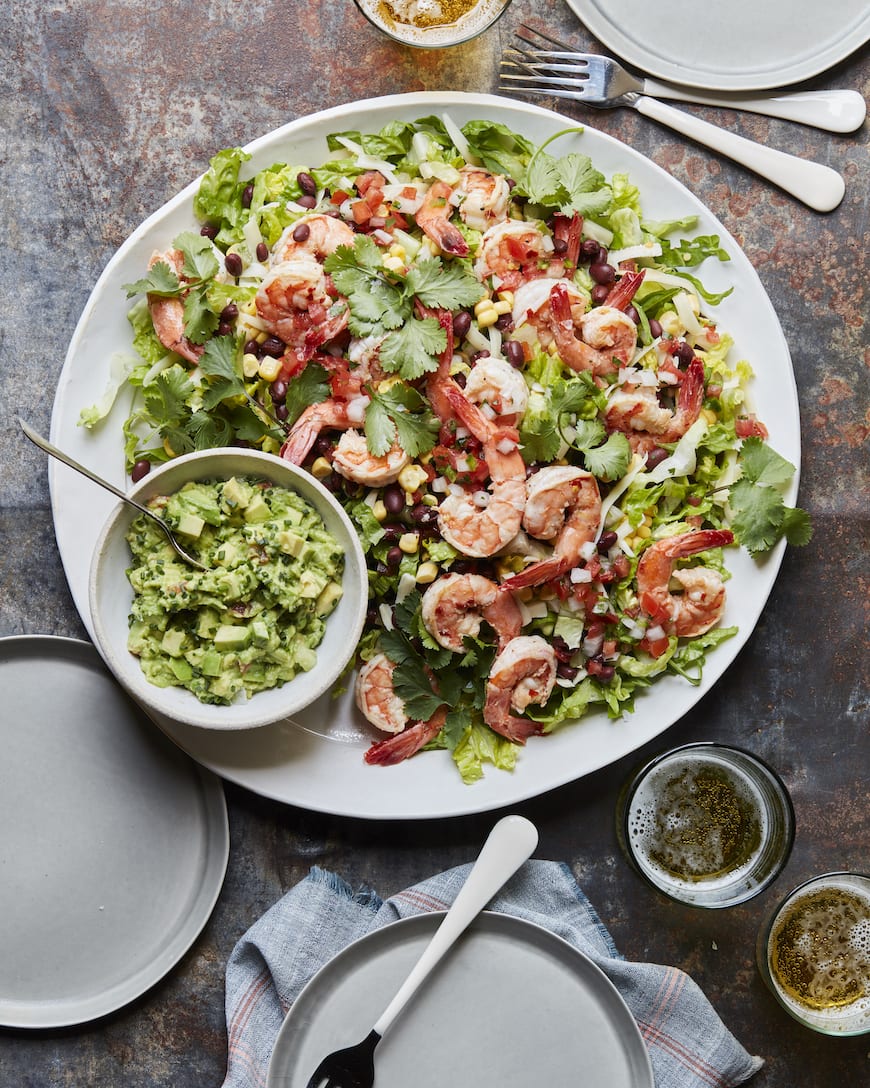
[1,1,867,1084]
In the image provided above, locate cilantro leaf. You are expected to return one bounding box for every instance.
[379,317,446,379]
[182,285,219,344]
[392,660,444,721]
[523,151,562,204]
[404,259,485,310]
[580,431,631,481]
[198,336,243,408]
[143,364,195,424]
[365,385,439,458]
[283,362,331,427]
[782,505,813,547]
[739,436,796,487]
[729,478,785,555]
[123,260,182,299]
[555,153,611,216]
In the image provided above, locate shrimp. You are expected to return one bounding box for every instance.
[421,573,522,653]
[146,249,203,365]
[255,256,349,362]
[473,220,547,286]
[355,653,408,734]
[464,355,529,420]
[273,213,355,263]
[415,180,469,257]
[365,708,447,766]
[511,277,585,349]
[279,397,356,464]
[456,166,511,232]
[605,355,705,454]
[332,429,410,487]
[502,467,602,590]
[636,528,735,638]
[549,281,638,379]
[484,635,557,744]
[435,381,526,558]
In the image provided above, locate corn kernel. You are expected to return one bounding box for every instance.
[497,289,514,305]
[372,499,387,522]
[474,298,495,317]
[492,299,512,316]
[241,300,258,316]
[701,408,718,425]
[388,243,406,259]
[638,524,652,540]
[310,457,333,480]
[398,464,428,493]
[255,330,269,344]
[258,356,282,382]
[415,561,439,585]
[382,255,404,273]
[398,532,420,554]
[377,375,403,393]
[477,308,499,329]
[242,352,260,378]
[658,311,682,338]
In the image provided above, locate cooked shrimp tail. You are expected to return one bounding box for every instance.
[484,636,557,744]
[415,181,469,257]
[606,269,645,311]
[637,528,735,639]
[364,708,446,765]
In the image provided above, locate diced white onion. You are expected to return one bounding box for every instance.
[579,541,597,562]
[346,395,370,424]
[448,483,465,497]
[395,573,418,604]
[378,603,395,631]
[487,326,502,357]
[496,438,517,455]
[582,633,604,656]
[570,567,593,584]
[646,625,666,642]
[607,241,663,265]
[472,491,490,508]
[372,229,393,245]
[455,456,469,472]
[431,476,448,493]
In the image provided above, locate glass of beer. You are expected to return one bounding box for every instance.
[757,872,870,1035]
[617,742,795,908]
[353,0,513,48]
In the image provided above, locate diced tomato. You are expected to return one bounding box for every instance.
[352,201,373,225]
[640,635,671,659]
[331,190,349,206]
[736,416,770,439]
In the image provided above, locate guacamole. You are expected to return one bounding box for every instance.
[126,476,345,705]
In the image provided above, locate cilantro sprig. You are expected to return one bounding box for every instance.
[122,231,221,344]
[364,384,439,459]
[728,438,812,554]
[323,236,484,381]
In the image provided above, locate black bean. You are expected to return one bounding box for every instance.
[313,435,334,458]
[256,241,269,262]
[591,284,610,306]
[220,302,238,322]
[200,224,217,240]
[244,338,259,356]
[242,183,254,209]
[596,664,616,682]
[557,662,579,681]
[225,252,243,277]
[645,447,670,469]
[495,312,513,332]
[648,318,663,339]
[381,523,403,543]
[553,237,568,255]
[217,321,233,337]
[453,370,468,388]
[676,341,695,366]
[579,238,600,262]
[452,310,472,340]
[297,171,317,196]
[627,305,640,325]
[271,379,288,404]
[131,460,151,483]
[297,194,317,210]
[261,337,284,357]
[470,350,490,363]
[597,530,618,554]
[385,546,404,570]
[383,484,405,515]
[504,339,525,369]
[589,262,615,285]
[275,403,288,421]
[293,222,311,244]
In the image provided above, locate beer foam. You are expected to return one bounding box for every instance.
[768,879,870,1031]
[357,0,508,46]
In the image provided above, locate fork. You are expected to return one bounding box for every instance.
[302,814,538,1088]
[500,28,846,212]
[509,25,866,133]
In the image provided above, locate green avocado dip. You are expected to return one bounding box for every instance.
[125,476,345,705]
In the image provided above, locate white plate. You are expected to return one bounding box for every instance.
[267,911,653,1087]
[0,636,229,1028]
[49,92,799,820]
[565,0,870,90]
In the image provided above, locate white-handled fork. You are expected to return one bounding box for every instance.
[500,27,851,212]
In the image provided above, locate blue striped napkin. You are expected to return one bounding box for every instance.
[221,859,762,1087]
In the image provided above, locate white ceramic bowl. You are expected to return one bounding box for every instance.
[89,448,368,731]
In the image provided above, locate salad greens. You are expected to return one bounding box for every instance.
[82,113,810,783]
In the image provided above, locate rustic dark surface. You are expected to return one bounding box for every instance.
[1,1,868,1084]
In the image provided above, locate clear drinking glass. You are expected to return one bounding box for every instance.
[353,0,513,48]
[617,742,795,908]
[757,872,870,1035]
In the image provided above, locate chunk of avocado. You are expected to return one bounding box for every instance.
[176,511,205,538]
[250,619,270,647]
[244,493,271,523]
[200,649,224,677]
[169,482,222,526]
[222,476,253,510]
[161,628,188,657]
[315,581,344,617]
[196,608,221,639]
[214,624,251,651]
[278,529,306,558]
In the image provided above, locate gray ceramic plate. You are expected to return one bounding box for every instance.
[566,0,870,90]
[0,635,229,1028]
[267,911,653,1087]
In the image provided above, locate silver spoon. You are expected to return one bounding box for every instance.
[19,419,207,572]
